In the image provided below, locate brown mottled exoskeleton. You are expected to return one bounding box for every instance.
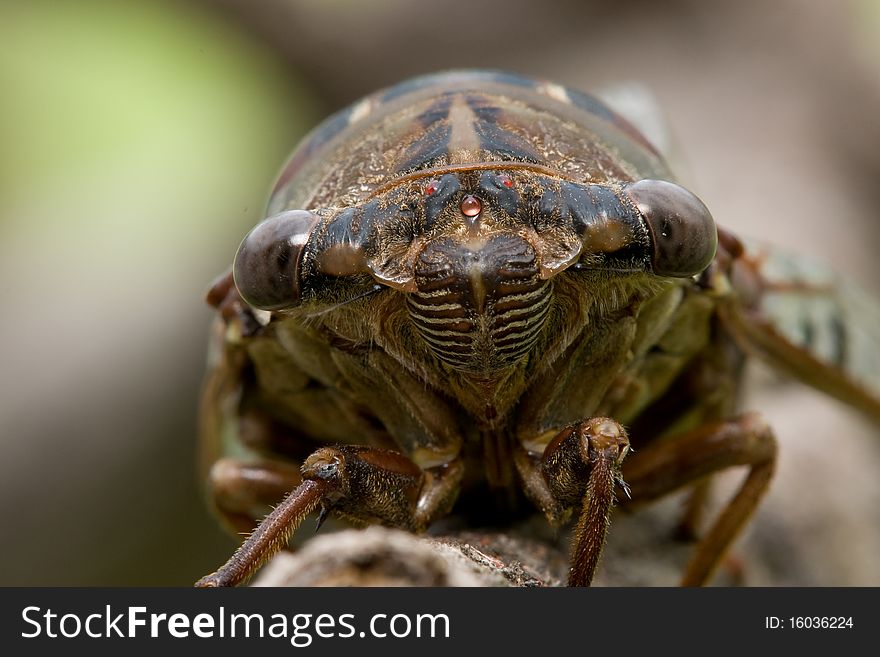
[195,71,880,587]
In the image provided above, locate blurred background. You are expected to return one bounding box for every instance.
[1,0,878,586]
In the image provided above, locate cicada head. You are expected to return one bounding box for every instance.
[232,168,716,376]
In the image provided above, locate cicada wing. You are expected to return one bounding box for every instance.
[720,237,880,424]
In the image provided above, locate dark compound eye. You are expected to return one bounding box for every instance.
[623,179,718,278]
[233,210,321,310]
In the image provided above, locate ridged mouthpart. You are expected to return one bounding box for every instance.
[407,234,552,373]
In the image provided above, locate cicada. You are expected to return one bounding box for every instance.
[195,70,880,587]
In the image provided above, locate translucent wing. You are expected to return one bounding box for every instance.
[720,235,880,424]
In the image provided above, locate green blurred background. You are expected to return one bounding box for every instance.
[1,0,879,585]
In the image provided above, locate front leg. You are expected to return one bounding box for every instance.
[195,446,463,587]
[517,413,777,587]
[515,418,631,587]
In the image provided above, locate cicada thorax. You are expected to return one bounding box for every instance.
[266,70,673,213]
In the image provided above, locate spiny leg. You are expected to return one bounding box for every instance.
[516,418,630,587]
[196,477,328,587]
[622,412,777,586]
[196,446,463,587]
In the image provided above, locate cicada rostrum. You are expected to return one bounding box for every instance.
[195,70,880,587]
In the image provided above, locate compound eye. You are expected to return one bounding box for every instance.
[624,179,718,277]
[233,210,321,310]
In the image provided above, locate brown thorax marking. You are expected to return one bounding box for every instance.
[447,95,482,164]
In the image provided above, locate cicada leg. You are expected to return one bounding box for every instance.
[621,412,777,586]
[674,477,712,540]
[208,457,303,535]
[196,447,464,587]
[515,417,631,587]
